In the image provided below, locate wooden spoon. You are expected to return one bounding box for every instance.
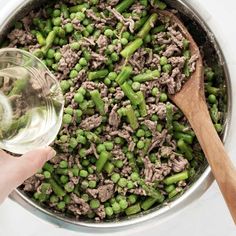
[159,10,236,223]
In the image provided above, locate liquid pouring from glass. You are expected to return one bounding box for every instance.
[0,48,64,154]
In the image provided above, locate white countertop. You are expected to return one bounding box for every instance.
[0,0,236,235]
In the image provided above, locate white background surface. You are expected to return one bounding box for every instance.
[0,0,236,235]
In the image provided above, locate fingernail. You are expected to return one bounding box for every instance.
[45,147,57,161]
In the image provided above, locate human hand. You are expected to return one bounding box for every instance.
[0,147,56,204]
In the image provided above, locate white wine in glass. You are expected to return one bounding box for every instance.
[0,48,64,154]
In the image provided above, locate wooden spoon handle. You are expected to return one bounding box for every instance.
[185,96,236,223]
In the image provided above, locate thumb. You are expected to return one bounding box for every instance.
[7,147,56,188]
[0,147,56,204]
[15,147,56,185]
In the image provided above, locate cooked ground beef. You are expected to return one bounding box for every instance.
[79,115,103,130]
[97,184,114,202]
[8,29,34,46]
[2,0,225,222]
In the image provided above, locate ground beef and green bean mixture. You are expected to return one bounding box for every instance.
[3,0,226,221]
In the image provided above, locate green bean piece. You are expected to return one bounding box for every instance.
[1,112,31,139]
[35,19,45,32]
[189,167,196,178]
[125,105,139,130]
[215,123,223,133]
[120,82,140,105]
[41,30,56,54]
[183,50,191,60]
[210,104,219,123]
[45,19,52,33]
[183,62,190,77]
[55,168,69,175]
[173,121,195,137]
[85,131,100,143]
[165,184,175,193]
[9,78,29,96]
[173,132,194,144]
[73,185,80,196]
[48,178,66,197]
[125,203,141,216]
[166,102,174,134]
[61,4,70,18]
[88,69,109,81]
[52,174,61,185]
[133,70,160,82]
[177,139,193,160]
[137,91,147,117]
[116,66,133,86]
[64,195,71,204]
[137,13,158,39]
[126,152,139,172]
[70,166,80,177]
[56,27,66,38]
[134,15,149,31]
[69,3,89,13]
[104,162,114,174]
[141,197,158,211]
[168,188,182,199]
[120,38,143,58]
[154,44,166,53]
[183,39,190,50]
[36,32,46,46]
[173,111,183,121]
[163,171,189,185]
[90,90,105,115]
[151,25,166,34]
[139,180,164,202]
[115,0,135,13]
[32,49,43,58]
[96,151,110,173]
[143,138,151,156]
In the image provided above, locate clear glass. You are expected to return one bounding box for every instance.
[0,48,64,154]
